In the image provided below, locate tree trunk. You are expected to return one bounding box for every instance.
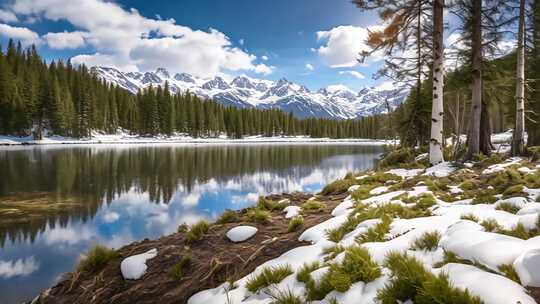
[513,0,526,155]
[430,0,445,164]
[530,0,540,147]
[467,0,483,158]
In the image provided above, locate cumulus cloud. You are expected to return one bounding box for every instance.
[8,0,270,77]
[316,25,383,68]
[0,256,39,279]
[43,31,86,49]
[254,63,274,75]
[102,211,120,223]
[0,9,18,22]
[339,70,365,79]
[305,63,314,71]
[0,23,41,45]
[261,55,268,61]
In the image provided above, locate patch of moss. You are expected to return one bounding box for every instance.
[301,200,325,213]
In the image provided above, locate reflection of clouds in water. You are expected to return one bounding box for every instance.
[181,193,201,207]
[102,211,120,223]
[43,226,96,246]
[0,256,39,279]
[231,193,259,204]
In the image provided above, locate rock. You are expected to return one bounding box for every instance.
[120,248,158,280]
[226,226,258,243]
[514,248,540,287]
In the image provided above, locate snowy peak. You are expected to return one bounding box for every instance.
[92,66,408,119]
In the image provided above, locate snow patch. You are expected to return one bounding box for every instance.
[120,248,158,280]
[226,226,258,243]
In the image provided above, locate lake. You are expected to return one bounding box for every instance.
[0,143,383,303]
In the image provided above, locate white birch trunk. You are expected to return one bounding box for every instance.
[430,0,445,165]
[512,0,526,156]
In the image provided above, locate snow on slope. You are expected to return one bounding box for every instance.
[91,67,408,119]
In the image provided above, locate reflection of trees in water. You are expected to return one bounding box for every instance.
[0,145,382,246]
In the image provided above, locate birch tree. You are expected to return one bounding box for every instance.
[512,0,526,155]
[430,0,445,164]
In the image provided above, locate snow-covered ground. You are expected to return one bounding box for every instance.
[186,157,540,304]
[0,131,395,146]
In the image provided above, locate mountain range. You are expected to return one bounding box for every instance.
[91,67,408,119]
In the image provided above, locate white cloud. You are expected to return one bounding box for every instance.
[254,63,275,75]
[326,84,351,92]
[339,70,365,79]
[238,38,244,45]
[182,193,201,207]
[316,25,383,68]
[0,256,39,279]
[0,23,41,45]
[102,211,120,223]
[9,0,270,77]
[0,9,18,23]
[305,63,314,71]
[43,31,86,49]
[261,55,268,61]
[374,81,395,91]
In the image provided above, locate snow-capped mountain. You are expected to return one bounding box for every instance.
[92,67,408,119]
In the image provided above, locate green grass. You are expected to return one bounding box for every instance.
[356,215,392,243]
[325,226,347,242]
[378,148,424,169]
[480,218,502,232]
[378,252,482,304]
[287,216,304,232]
[487,168,524,193]
[471,191,498,205]
[502,185,525,198]
[300,200,325,213]
[169,256,191,279]
[411,231,441,251]
[257,197,289,211]
[498,223,530,239]
[246,208,271,223]
[305,246,381,300]
[459,180,477,191]
[495,202,520,214]
[536,195,540,203]
[320,179,356,195]
[77,245,119,273]
[460,213,479,222]
[245,265,293,293]
[322,244,345,261]
[498,263,520,283]
[216,209,239,224]
[185,220,210,243]
[296,261,321,283]
[267,289,304,304]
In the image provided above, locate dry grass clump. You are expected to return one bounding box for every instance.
[300,200,325,213]
[460,213,479,222]
[77,245,119,273]
[246,208,271,223]
[411,231,441,251]
[185,220,210,243]
[216,209,239,224]
[287,216,304,232]
[169,256,191,279]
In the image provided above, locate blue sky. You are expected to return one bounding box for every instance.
[0,0,386,91]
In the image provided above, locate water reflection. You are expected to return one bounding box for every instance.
[0,143,382,303]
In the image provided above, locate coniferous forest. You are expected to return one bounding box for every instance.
[0,40,388,140]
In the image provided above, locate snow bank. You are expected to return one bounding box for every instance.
[226,226,258,243]
[423,162,456,177]
[482,157,523,175]
[120,248,158,280]
[442,263,536,304]
[515,248,540,287]
[385,168,424,178]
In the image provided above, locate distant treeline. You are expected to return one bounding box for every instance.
[0,40,389,139]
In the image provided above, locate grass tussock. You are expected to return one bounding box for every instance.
[378,148,426,169]
[502,185,526,198]
[305,246,381,300]
[169,256,191,279]
[356,215,392,243]
[287,216,304,232]
[246,208,271,223]
[267,289,304,304]
[296,261,321,283]
[300,200,325,213]
[460,213,479,222]
[411,231,441,251]
[471,190,498,205]
[322,244,345,261]
[320,179,356,195]
[257,197,289,211]
[185,220,210,243]
[245,264,293,293]
[216,209,239,224]
[495,202,520,214]
[77,245,119,273]
[480,218,502,232]
[378,252,482,304]
[498,263,520,283]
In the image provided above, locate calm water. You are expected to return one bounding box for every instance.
[0,143,383,303]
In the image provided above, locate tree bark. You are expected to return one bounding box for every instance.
[467,0,483,158]
[512,0,526,155]
[430,0,445,164]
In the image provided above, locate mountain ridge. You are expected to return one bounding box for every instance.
[92,66,408,119]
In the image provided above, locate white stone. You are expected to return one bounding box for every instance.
[226,226,258,243]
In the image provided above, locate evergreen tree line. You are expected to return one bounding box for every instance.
[0,39,389,140]
[356,0,540,162]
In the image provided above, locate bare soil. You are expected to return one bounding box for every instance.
[31,192,347,304]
